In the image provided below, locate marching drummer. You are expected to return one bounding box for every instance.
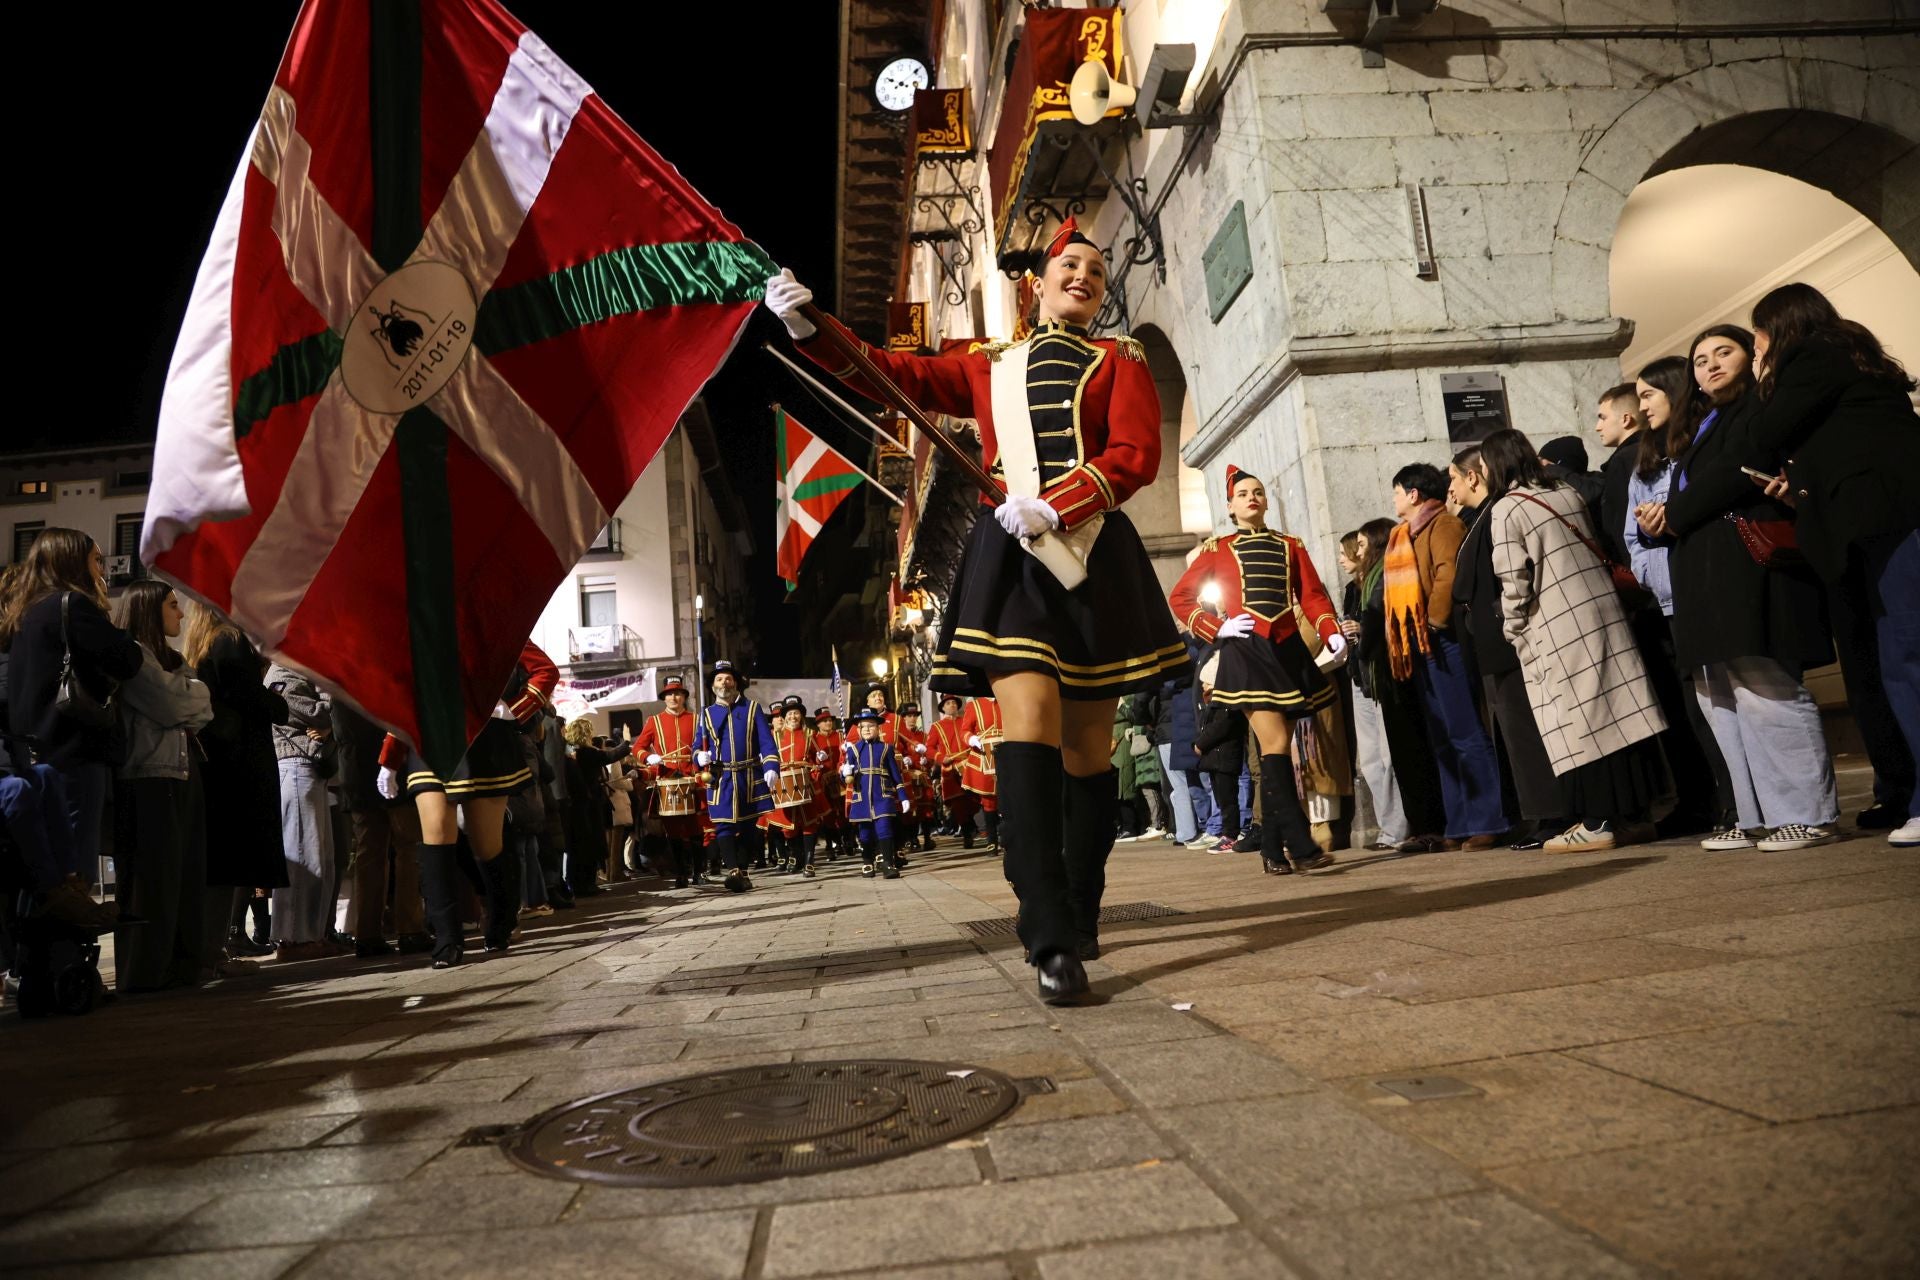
[768,697,825,878]
[812,707,847,860]
[635,676,704,887]
[895,702,936,854]
[841,707,909,879]
[958,694,1003,853]
[926,693,977,848]
[693,660,780,893]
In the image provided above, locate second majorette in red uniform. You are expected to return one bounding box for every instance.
[767,218,1191,1004]
[376,640,557,968]
[1168,465,1344,877]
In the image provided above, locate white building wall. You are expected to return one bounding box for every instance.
[528,447,680,668]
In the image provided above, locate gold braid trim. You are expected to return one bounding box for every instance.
[967,338,1019,361]
[1113,335,1146,362]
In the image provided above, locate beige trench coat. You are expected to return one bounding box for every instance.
[1489,484,1666,776]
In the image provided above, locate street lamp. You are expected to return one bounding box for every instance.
[694,593,706,694]
[871,656,890,679]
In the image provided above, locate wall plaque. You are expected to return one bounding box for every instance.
[1441,372,1510,445]
[1202,200,1252,323]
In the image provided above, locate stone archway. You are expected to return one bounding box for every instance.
[1131,323,1210,591]
[1550,55,1919,327]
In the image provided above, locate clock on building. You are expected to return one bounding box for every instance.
[873,56,929,112]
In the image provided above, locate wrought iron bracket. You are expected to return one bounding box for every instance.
[909,156,985,308]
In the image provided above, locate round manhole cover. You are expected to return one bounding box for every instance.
[504,1060,1022,1187]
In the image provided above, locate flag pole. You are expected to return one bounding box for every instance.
[792,306,1004,502]
[771,399,905,508]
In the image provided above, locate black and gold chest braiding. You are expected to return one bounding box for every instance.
[1024,324,1103,491]
[1232,530,1293,620]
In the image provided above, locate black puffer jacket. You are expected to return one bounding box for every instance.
[1194,698,1246,775]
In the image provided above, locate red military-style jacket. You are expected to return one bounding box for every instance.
[634,709,697,777]
[894,724,936,803]
[957,697,1002,797]
[799,315,1161,531]
[378,641,557,770]
[767,725,828,832]
[923,714,970,801]
[1168,530,1341,648]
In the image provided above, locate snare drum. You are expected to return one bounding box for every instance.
[774,763,814,809]
[980,730,1002,776]
[656,775,699,817]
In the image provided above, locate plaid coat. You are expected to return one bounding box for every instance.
[1488,485,1666,776]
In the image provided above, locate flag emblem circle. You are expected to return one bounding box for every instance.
[340,260,478,415]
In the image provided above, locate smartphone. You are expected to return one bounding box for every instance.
[1739,466,1775,482]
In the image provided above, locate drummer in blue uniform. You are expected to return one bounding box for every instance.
[694,659,779,893]
[840,707,909,879]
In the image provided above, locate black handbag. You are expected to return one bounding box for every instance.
[53,592,117,731]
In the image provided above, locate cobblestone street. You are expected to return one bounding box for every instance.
[3,767,1916,1279]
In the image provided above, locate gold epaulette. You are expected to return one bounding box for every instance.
[967,338,1018,361]
[1113,335,1146,362]
[1199,535,1222,554]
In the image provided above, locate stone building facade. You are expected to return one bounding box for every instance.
[869,0,1917,590]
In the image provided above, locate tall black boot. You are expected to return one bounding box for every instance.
[477,853,518,951]
[878,836,900,879]
[1061,768,1118,960]
[985,810,1001,851]
[721,829,753,893]
[415,842,465,967]
[994,743,1087,1004]
[1261,753,1333,873]
[962,810,976,849]
[797,833,815,877]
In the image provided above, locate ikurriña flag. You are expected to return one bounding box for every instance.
[774,406,865,591]
[142,0,775,775]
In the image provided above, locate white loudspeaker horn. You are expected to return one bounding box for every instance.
[1069,58,1137,127]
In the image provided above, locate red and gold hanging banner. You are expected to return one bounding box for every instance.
[989,6,1125,256]
[913,87,973,158]
[896,427,936,574]
[887,301,930,353]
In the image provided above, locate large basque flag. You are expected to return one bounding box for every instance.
[774,407,864,592]
[142,0,775,775]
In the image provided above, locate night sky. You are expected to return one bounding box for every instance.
[55,2,846,670]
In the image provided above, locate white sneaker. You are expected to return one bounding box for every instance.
[1887,818,1920,847]
[1142,827,1168,840]
[1699,827,1756,851]
[1543,821,1616,853]
[1184,836,1215,850]
[1756,824,1836,851]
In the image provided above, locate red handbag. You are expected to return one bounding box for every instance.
[1725,513,1802,568]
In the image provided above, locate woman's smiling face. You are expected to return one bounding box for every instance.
[1037,244,1107,326]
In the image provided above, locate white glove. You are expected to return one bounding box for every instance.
[994,494,1060,540]
[968,735,982,749]
[901,797,912,814]
[815,749,827,762]
[492,701,514,720]
[1323,631,1348,658]
[645,753,662,766]
[840,763,855,779]
[764,269,816,340]
[376,766,400,800]
[1216,613,1257,640]
[764,769,779,790]
[695,749,712,766]
[915,743,927,754]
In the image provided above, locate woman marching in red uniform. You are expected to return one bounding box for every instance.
[925,693,977,848]
[767,219,1191,1003]
[376,641,556,967]
[1169,467,1345,875]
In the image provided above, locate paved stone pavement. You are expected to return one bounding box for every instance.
[3,766,1916,1278]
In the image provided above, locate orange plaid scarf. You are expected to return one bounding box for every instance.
[1383,522,1430,680]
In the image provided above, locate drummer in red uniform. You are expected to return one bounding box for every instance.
[768,697,827,877]
[894,703,936,854]
[635,676,703,887]
[958,694,1003,852]
[925,693,977,848]
[812,707,846,860]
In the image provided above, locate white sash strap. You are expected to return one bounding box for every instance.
[987,341,1099,590]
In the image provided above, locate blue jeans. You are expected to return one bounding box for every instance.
[1158,744,1200,842]
[1410,631,1508,839]
[63,761,109,881]
[1200,775,1223,836]
[1870,531,1920,819]
[0,764,76,889]
[1696,656,1838,828]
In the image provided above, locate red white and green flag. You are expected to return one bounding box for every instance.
[774,406,868,591]
[141,0,776,774]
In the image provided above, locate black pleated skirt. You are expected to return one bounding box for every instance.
[1207,630,1336,720]
[1559,735,1667,823]
[931,510,1191,701]
[404,719,532,800]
